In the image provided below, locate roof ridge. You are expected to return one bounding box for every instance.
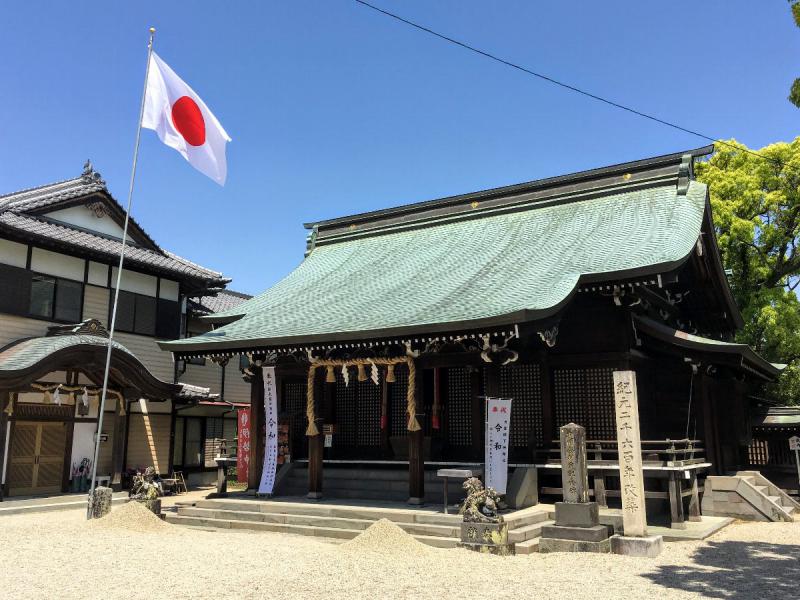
[0,176,85,202]
[304,145,714,231]
[162,249,227,280]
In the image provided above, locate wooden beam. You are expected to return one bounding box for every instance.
[110,394,131,492]
[247,367,264,491]
[308,367,323,499]
[308,433,323,499]
[408,365,425,504]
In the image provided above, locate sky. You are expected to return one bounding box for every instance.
[0,1,797,296]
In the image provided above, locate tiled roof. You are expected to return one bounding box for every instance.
[161,177,711,353]
[0,163,228,286]
[0,324,216,400]
[190,289,253,315]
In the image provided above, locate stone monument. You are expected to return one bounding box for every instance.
[539,423,611,553]
[89,486,112,519]
[609,370,663,557]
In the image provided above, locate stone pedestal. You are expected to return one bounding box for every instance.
[459,522,514,555]
[610,534,663,557]
[89,486,112,519]
[539,501,611,553]
[506,467,538,509]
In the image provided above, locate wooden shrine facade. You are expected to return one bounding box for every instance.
[161,146,781,511]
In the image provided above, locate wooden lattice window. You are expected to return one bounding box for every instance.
[446,367,473,446]
[356,380,381,446]
[335,374,357,445]
[499,363,543,447]
[389,365,409,437]
[554,367,616,440]
[282,381,307,458]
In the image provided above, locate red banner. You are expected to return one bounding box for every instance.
[237,408,251,483]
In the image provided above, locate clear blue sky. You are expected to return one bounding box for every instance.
[0,1,797,295]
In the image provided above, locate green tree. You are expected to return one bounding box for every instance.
[790,1,800,107]
[695,138,800,404]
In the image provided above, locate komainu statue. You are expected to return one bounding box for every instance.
[459,477,503,523]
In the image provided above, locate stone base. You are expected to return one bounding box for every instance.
[555,501,599,527]
[306,492,322,500]
[506,467,538,509]
[407,496,424,506]
[539,537,611,554]
[458,542,515,556]
[610,534,663,557]
[541,524,610,543]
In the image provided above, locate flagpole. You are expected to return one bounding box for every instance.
[87,27,156,519]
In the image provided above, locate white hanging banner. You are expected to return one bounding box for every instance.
[485,397,512,494]
[258,366,279,495]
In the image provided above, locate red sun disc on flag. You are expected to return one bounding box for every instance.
[171,96,206,146]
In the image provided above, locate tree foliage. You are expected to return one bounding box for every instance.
[790,2,800,107]
[695,138,800,404]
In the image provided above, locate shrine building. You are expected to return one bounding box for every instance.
[161,145,782,526]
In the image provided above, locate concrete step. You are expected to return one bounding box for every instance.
[508,519,551,543]
[0,493,128,517]
[166,514,460,547]
[514,537,541,555]
[191,498,463,526]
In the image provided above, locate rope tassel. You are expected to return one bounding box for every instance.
[325,365,336,383]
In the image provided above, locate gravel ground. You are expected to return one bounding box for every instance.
[1,507,798,600]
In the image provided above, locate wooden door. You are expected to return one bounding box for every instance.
[7,421,66,496]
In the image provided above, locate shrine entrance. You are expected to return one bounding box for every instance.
[6,420,68,496]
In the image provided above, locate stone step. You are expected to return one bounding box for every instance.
[508,519,552,543]
[177,506,461,537]
[191,498,464,526]
[505,509,549,530]
[166,514,459,547]
[0,493,128,517]
[513,537,541,555]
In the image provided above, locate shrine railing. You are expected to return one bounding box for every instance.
[539,438,706,468]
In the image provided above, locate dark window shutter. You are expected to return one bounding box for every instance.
[54,279,83,322]
[0,264,32,316]
[134,295,157,336]
[156,298,180,339]
[115,291,136,333]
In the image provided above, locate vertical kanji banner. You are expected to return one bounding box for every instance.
[485,397,512,494]
[258,366,278,494]
[236,407,251,483]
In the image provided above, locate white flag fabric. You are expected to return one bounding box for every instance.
[142,51,231,185]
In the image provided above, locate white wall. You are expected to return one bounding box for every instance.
[46,205,126,239]
[0,239,27,268]
[30,247,85,281]
[111,267,157,297]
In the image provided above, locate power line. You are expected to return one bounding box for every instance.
[353,0,779,165]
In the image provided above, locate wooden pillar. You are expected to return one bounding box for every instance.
[380,370,391,456]
[668,470,686,529]
[408,364,425,504]
[470,366,483,461]
[0,392,9,501]
[308,368,323,499]
[247,367,264,491]
[699,375,720,475]
[484,363,501,397]
[688,471,701,521]
[110,393,131,492]
[540,353,555,454]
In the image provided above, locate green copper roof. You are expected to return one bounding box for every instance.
[161,179,708,353]
[0,334,132,372]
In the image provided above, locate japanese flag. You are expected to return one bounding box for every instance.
[143,51,231,185]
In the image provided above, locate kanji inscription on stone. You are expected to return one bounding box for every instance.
[613,370,647,537]
[560,423,589,503]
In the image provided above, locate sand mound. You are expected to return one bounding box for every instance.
[340,518,432,556]
[88,500,169,532]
